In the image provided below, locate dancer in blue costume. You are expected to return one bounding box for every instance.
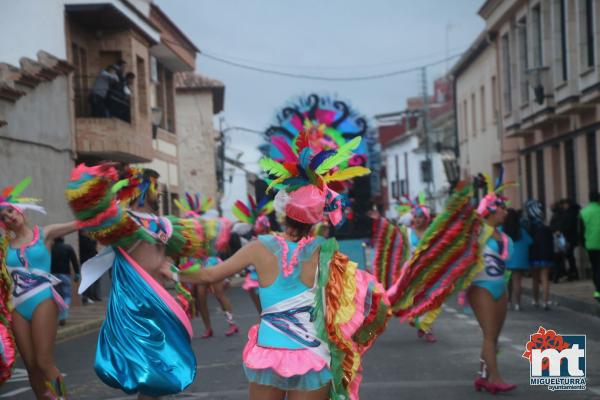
[66,164,201,399]
[0,177,77,399]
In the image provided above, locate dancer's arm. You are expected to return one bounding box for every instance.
[167,241,257,285]
[44,221,78,245]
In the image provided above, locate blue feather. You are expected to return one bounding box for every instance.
[256,197,270,211]
[309,150,336,171]
[495,166,504,190]
[299,148,312,169]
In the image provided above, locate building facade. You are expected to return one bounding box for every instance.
[470,0,600,211]
[175,72,224,201]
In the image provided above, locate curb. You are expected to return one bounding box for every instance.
[57,319,103,341]
[521,287,600,318]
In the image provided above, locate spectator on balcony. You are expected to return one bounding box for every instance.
[107,72,135,123]
[89,65,119,117]
[580,191,600,303]
[112,59,127,82]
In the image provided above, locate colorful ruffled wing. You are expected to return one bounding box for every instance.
[386,182,485,331]
[0,231,15,384]
[370,217,410,290]
[314,239,391,400]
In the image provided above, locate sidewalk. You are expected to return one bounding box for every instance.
[57,302,105,341]
[520,276,600,317]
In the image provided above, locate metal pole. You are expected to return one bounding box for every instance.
[420,67,434,203]
[217,117,225,216]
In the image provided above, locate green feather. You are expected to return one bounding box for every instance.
[111,179,130,194]
[259,158,291,178]
[315,136,362,174]
[232,207,251,223]
[418,192,426,205]
[10,176,32,198]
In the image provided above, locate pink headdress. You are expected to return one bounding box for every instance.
[261,122,371,227]
[0,177,46,216]
[476,170,515,217]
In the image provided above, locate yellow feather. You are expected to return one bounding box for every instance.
[324,166,371,182]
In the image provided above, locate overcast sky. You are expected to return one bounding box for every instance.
[156,0,485,213]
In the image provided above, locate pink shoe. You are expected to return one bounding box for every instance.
[417,329,425,338]
[474,377,517,394]
[424,332,437,343]
[200,329,213,339]
[225,324,239,337]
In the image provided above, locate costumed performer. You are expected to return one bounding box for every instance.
[162,131,391,400]
[0,178,77,399]
[175,193,238,338]
[66,165,200,399]
[232,194,274,313]
[469,173,516,394]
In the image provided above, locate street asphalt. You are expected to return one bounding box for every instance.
[2,287,599,399]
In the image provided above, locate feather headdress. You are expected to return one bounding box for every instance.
[260,122,370,227]
[113,167,159,208]
[232,195,273,232]
[476,167,516,217]
[175,192,215,218]
[396,192,431,221]
[0,177,46,215]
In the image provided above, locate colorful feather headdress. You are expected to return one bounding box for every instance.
[476,168,516,217]
[175,192,215,218]
[0,177,46,215]
[260,122,370,227]
[265,94,369,170]
[112,167,159,208]
[232,195,273,232]
[396,192,431,221]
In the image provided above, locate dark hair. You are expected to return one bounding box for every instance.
[54,236,65,244]
[285,216,313,240]
[502,208,521,241]
[117,59,127,66]
[590,192,600,203]
[125,72,136,80]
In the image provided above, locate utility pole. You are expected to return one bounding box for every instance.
[420,66,434,203]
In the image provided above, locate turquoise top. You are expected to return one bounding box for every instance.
[6,226,50,271]
[409,229,420,253]
[256,234,323,349]
[504,227,532,269]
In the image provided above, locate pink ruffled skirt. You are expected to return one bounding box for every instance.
[242,274,259,291]
[242,325,331,391]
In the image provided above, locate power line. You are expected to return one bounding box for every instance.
[199,51,463,82]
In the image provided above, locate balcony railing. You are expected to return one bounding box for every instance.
[74,75,132,123]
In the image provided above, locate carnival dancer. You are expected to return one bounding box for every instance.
[395,194,437,343]
[0,177,77,399]
[163,131,390,400]
[175,193,238,338]
[469,174,516,394]
[0,225,16,387]
[66,165,201,399]
[232,195,274,313]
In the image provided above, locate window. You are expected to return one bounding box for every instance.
[480,85,486,128]
[587,131,599,194]
[463,99,469,137]
[565,139,577,200]
[165,70,175,132]
[136,56,147,115]
[525,153,533,199]
[558,0,568,81]
[491,75,498,123]
[532,4,544,67]
[536,149,546,206]
[399,179,408,197]
[471,93,477,135]
[585,0,595,67]
[501,34,512,113]
[391,181,399,199]
[518,16,530,103]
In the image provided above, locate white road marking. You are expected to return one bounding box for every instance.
[498,335,512,343]
[589,387,600,395]
[511,344,524,352]
[465,319,478,325]
[454,313,468,319]
[0,388,31,398]
[443,307,457,313]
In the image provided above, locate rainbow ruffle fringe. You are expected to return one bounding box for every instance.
[371,218,409,290]
[386,183,486,332]
[0,233,15,384]
[66,164,204,258]
[314,239,391,400]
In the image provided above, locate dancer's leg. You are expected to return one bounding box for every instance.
[512,271,522,307]
[13,312,47,397]
[196,284,212,332]
[249,382,285,400]
[288,384,331,400]
[540,268,550,306]
[213,280,238,335]
[468,286,508,384]
[531,268,540,305]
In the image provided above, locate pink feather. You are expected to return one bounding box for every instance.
[272,136,297,162]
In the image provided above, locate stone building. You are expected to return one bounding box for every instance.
[174,72,224,201]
